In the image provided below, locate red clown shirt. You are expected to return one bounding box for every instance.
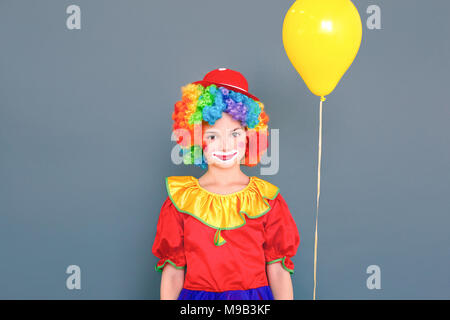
[152,175,301,293]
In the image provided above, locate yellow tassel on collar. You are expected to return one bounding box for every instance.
[165,176,280,246]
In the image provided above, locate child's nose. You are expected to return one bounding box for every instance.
[222,139,235,151]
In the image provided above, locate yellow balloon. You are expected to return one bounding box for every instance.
[282,0,362,98]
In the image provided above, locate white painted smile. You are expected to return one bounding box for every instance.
[212,150,238,163]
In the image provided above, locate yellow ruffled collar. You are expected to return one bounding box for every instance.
[165,175,280,246]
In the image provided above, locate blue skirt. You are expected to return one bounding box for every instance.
[177,285,274,300]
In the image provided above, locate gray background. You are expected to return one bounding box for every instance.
[0,0,449,299]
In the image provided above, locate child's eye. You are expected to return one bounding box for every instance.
[232,132,240,137]
[206,135,216,140]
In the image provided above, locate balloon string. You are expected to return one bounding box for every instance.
[313,96,324,300]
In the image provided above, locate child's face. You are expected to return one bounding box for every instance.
[202,112,247,168]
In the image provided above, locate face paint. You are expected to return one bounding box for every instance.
[202,113,248,168]
[212,149,239,164]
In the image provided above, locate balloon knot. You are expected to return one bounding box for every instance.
[320,96,326,102]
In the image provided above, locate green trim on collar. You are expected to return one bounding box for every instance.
[165,176,280,246]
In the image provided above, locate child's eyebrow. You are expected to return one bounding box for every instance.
[205,127,243,133]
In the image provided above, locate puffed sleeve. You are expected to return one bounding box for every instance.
[263,193,300,274]
[152,196,186,273]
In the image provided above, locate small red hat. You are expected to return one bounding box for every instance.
[192,68,260,101]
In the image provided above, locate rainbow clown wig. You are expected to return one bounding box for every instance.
[171,83,270,169]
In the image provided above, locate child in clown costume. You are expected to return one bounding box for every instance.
[152,68,300,300]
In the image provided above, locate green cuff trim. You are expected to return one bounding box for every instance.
[155,259,186,273]
[267,256,294,274]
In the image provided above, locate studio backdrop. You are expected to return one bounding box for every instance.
[0,0,449,299]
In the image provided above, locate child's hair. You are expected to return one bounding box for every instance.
[172,83,270,169]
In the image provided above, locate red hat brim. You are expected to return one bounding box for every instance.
[191,80,260,102]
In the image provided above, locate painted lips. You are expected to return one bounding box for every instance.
[213,150,238,162]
